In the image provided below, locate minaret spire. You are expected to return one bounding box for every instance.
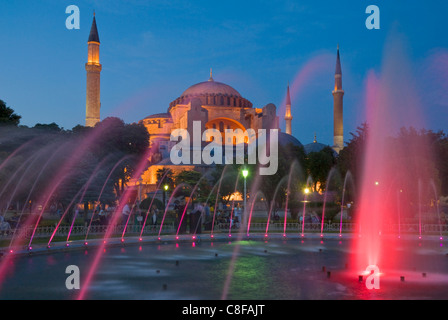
[332,45,344,153]
[85,13,102,127]
[285,82,292,135]
[88,14,100,43]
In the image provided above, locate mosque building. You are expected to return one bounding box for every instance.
[84,15,344,193]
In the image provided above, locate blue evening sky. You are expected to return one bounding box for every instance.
[0,0,447,146]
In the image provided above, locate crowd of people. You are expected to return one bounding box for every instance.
[0,197,249,237]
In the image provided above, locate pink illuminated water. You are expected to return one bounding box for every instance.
[121,198,138,241]
[211,167,229,237]
[283,162,300,237]
[157,184,186,238]
[139,169,171,239]
[50,158,108,246]
[265,176,287,236]
[227,172,240,237]
[176,177,206,238]
[78,147,154,300]
[85,155,132,242]
[352,32,434,274]
[246,191,263,236]
[320,168,337,237]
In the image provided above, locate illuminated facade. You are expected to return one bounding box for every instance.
[138,71,281,188]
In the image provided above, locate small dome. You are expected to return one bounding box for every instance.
[304,141,337,156]
[144,112,172,120]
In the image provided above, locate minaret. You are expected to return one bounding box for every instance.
[85,13,102,127]
[285,83,292,135]
[332,45,344,153]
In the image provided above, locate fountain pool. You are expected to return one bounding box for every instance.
[1,235,447,300]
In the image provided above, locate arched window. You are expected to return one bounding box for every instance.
[219,121,224,132]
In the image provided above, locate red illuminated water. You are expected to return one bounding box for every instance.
[139,169,171,239]
[352,32,434,275]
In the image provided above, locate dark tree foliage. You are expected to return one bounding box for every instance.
[209,142,307,219]
[306,146,337,193]
[0,116,150,218]
[173,170,211,203]
[0,100,21,126]
[337,122,369,189]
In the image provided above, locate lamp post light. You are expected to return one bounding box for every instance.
[163,184,169,211]
[301,187,311,238]
[242,169,249,219]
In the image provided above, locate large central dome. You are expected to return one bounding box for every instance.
[181,79,242,98]
[169,74,252,109]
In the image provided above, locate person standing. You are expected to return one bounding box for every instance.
[151,208,158,230]
[122,201,131,226]
[98,206,106,225]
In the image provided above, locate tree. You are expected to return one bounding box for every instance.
[209,143,307,220]
[337,122,369,188]
[210,164,249,206]
[156,168,174,190]
[436,134,448,195]
[91,117,150,196]
[174,170,211,203]
[0,100,21,126]
[306,146,337,192]
[33,122,62,132]
[259,143,307,220]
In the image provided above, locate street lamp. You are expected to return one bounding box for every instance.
[242,169,249,219]
[163,184,169,210]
